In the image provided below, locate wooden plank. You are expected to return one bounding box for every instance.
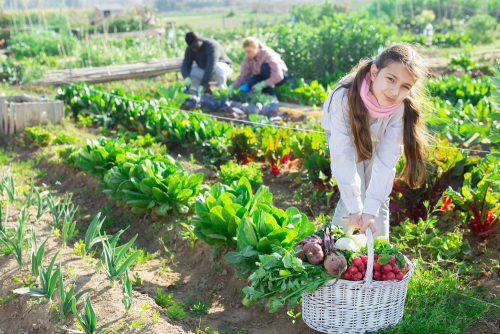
[0,100,4,133]
[46,103,53,124]
[56,102,64,122]
[9,103,14,134]
[2,101,8,134]
[29,58,183,86]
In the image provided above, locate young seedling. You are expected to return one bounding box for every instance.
[61,207,78,246]
[47,193,75,230]
[25,180,35,210]
[58,265,90,319]
[3,175,15,203]
[0,209,28,267]
[14,251,60,302]
[72,297,96,334]
[0,204,4,233]
[83,212,106,256]
[100,230,140,284]
[30,228,47,277]
[46,194,64,229]
[34,188,49,223]
[122,271,133,312]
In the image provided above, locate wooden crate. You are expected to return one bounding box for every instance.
[0,95,64,134]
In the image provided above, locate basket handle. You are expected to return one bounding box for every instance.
[363,227,374,285]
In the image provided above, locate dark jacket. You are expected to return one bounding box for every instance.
[181,38,232,88]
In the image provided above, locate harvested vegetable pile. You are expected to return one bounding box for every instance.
[242,225,410,312]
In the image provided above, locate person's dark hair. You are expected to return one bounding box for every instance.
[185,32,199,46]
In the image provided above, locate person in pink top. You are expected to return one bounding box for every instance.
[232,37,288,95]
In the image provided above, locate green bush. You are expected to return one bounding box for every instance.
[0,55,24,84]
[270,13,395,82]
[465,14,498,44]
[25,126,53,147]
[10,30,77,59]
[219,161,263,190]
[93,16,151,34]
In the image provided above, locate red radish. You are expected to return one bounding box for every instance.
[343,272,352,280]
[381,273,388,281]
[353,257,363,267]
[396,272,404,281]
[382,264,392,273]
[389,255,396,264]
[353,272,363,281]
[373,262,381,271]
[391,264,399,273]
[348,266,358,275]
[386,272,396,280]
[360,256,368,264]
[373,271,381,280]
[358,263,366,271]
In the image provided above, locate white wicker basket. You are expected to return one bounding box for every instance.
[302,229,414,334]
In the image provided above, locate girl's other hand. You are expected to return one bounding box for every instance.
[360,213,377,234]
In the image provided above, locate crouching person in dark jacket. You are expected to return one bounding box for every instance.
[181,32,233,93]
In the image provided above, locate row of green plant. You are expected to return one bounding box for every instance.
[64,137,204,215]
[0,175,140,333]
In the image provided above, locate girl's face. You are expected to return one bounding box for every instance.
[370,62,416,106]
[244,46,258,59]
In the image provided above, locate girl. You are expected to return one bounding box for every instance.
[232,37,288,95]
[321,43,429,238]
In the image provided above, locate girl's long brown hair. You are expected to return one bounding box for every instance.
[336,43,429,188]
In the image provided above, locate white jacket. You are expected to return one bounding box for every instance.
[321,87,405,216]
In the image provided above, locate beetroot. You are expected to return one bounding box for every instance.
[303,242,324,264]
[296,235,323,246]
[322,226,347,277]
[324,252,347,276]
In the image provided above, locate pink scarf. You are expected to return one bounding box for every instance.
[360,73,401,118]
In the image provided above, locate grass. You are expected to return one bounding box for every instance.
[378,261,498,334]
[159,10,285,30]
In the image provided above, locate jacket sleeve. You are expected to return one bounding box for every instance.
[181,48,193,79]
[264,51,285,87]
[326,89,363,214]
[363,107,405,216]
[233,57,251,88]
[200,42,216,88]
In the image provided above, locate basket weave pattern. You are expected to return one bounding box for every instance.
[302,229,414,334]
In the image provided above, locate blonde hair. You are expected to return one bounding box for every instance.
[336,43,429,188]
[243,37,261,49]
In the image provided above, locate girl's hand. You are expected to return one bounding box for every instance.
[349,212,362,230]
[360,213,377,234]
